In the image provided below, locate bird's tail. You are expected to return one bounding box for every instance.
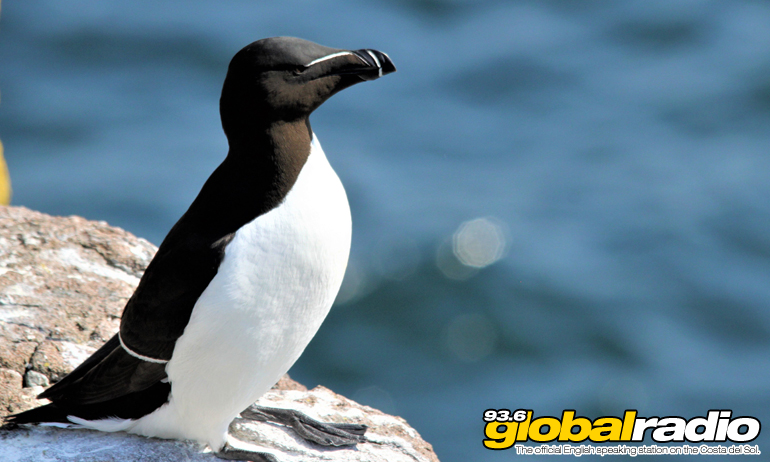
[2,403,70,429]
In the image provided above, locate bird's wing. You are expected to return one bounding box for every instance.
[37,334,124,401]
[117,226,233,362]
[38,338,168,406]
[37,158,265,408]
[39,221,234,406]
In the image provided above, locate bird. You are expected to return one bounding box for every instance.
[3,36,395,461]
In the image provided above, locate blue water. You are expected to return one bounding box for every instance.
[2,1,769,460]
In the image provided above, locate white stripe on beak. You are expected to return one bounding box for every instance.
[305,51,355,67]
[366,50,383,78]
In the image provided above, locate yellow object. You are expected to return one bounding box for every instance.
[0,0,8,205]
[0,141,10,205]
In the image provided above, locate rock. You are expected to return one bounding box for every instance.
[22,371,48,388]
[0,206,439,462]
[1,387,438,462]
[0,368,40,417]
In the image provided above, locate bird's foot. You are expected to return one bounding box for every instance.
[215,441,278,461]
[241,405,367,447]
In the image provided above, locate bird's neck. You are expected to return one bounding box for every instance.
[227,118,313,165]
[182,118,314,237]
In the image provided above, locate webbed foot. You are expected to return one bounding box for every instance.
[241,405,367,447]
[215,441,278,461]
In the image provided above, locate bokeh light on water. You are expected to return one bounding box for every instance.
[452,217,507,268]
[437,217,508,280]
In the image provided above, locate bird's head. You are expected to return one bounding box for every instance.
[220,37,395,141]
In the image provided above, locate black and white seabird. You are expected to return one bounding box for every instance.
[4,37,395,461]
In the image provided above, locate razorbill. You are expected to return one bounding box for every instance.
[4,37,395,461]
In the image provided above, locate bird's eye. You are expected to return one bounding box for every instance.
[292,66,306,76]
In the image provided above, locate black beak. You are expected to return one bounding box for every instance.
[306,48,396,83]
[350,49,397,81]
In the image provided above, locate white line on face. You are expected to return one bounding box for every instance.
[305,51,356,67]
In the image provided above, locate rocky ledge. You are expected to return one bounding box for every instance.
[0,206,438,462]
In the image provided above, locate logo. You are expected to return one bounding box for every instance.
[483,409,761,456]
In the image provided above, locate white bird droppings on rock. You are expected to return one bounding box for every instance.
[58,342,97,370]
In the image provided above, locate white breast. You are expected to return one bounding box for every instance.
[127,135,352,449]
